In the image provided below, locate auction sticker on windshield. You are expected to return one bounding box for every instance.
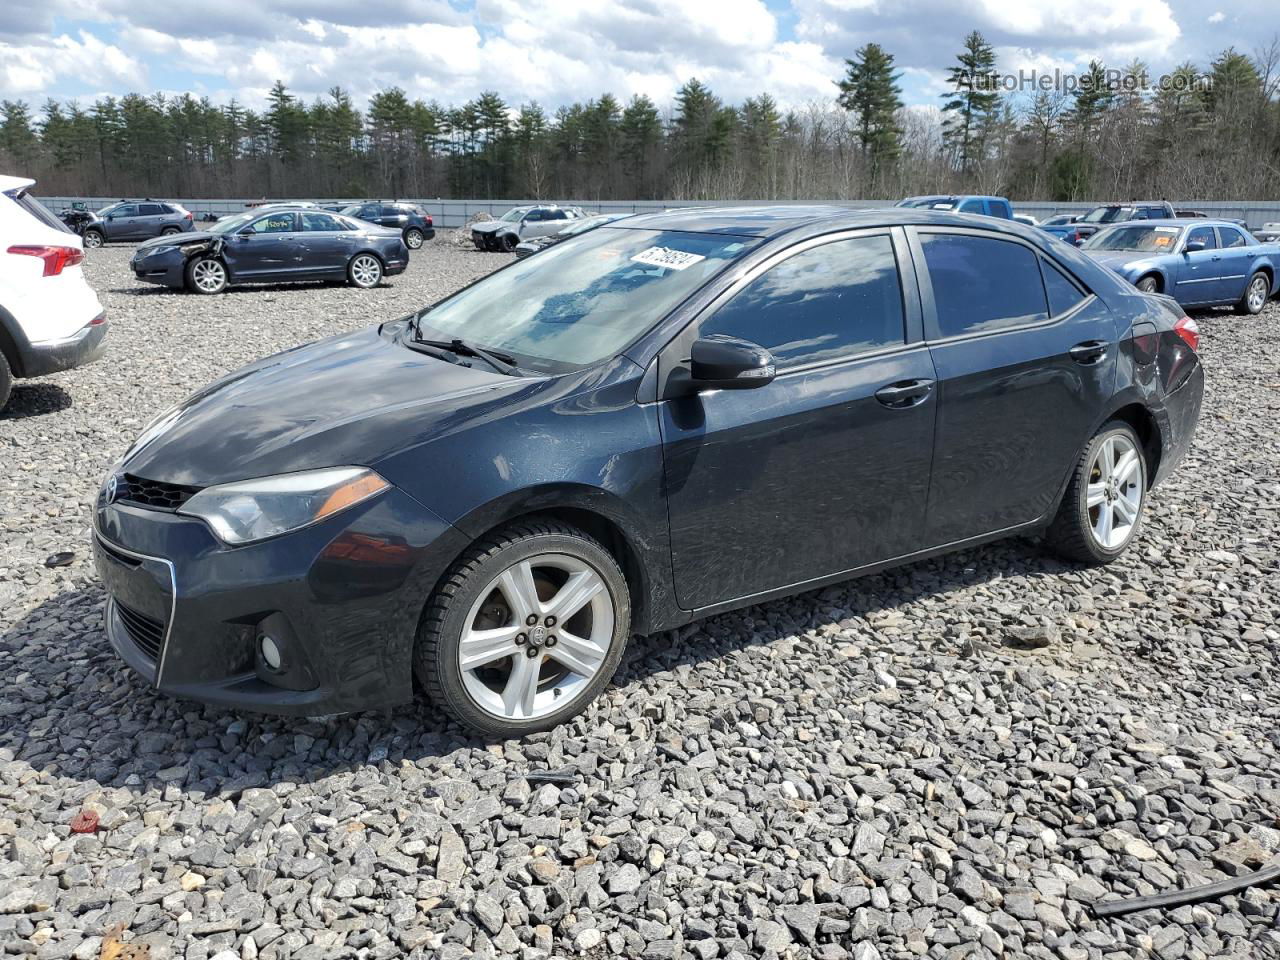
[631,246,706,271]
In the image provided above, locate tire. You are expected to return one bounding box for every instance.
[0,351,12,414]
[501,233,518,252]
[348,253,383,288]
[414,518,631,738]
[160,226,181,236]
[404,228,425,250]
[83,229,104,249]
[1135,275,1159,294]
[185,256,228,294]
[1236,271,1269,315]
[1046,420,1147,564]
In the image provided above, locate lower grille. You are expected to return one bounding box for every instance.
[114,599,167,662]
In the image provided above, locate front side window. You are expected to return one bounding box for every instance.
[501,208,529,222]
[1186,226,1217,250]
[698,235,905,368]
[247,213,296,234]
[111,204,139,218]
[415,227,757,371]
[921,233,1047,338]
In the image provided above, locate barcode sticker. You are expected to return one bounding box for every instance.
[630,246,706,271]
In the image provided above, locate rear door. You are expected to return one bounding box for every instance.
[1214,225,1254,302]
[913,228,1118,545]
[1174,225,1224,304]
[137,203,167,237]
[659,229,937,610]
[224,211,302,279]
[298,212,353,274]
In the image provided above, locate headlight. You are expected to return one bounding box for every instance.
[177,467,389,545]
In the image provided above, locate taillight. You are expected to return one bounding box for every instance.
[1173,316,1199,352]
[7,245,84,276]
[185,211,193,221]
[425,215,433,226]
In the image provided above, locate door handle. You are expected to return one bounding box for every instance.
[875,379,934,408]
[1069,340,1108,364]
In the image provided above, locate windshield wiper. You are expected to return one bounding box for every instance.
[406,328,520,378]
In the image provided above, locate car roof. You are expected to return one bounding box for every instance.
[1120,218,1244,229]
[613,204,1035,238]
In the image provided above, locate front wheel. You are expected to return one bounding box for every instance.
[1135,275,1159,294]
[83,229,104,249]
[501,233,518,252]
[404,228,424,250]
[1046,421,1147,564]
[414,519,631,737]
[185,256,228,294]
[347,253,383,288]
[1236,271,1270,315]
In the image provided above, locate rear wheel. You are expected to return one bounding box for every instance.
[0,352,12,413]
[1046,421,1147,564]
[160,226,181,236]
[1236,271,1269,315]
[347,254,383,288]
[414,519,631,737]
[1135,275,1159,294]
[83,229,104,249]
[185,256,228,294]
[404,228,425,249]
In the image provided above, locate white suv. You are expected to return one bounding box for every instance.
[0,176,107,411]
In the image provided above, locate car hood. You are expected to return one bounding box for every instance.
[121,325,526,488]
[1084,250,1158,274]
[471,221,512,235]
[136,231,218,250]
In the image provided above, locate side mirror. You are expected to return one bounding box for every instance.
[690,336,776,390]
[1184,239,1206,253]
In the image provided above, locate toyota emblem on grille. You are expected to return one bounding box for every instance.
[105,474,119,503]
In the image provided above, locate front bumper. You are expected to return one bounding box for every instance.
[94,485,469,716]
[21,314,108,377]
[131,248,187,288]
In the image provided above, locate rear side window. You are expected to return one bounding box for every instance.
[699,235,905,368]
[1219,227,1248,248]
[301,212,344,232]
[921,233,1048,338]
[1042,259,1087,316]
[6,190,71,233]
[989,200,1012,219]
[139,203,164,216]
[957,198,984,214]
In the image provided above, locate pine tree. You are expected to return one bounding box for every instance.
[836,42,904,174]
[940,31,1000,171]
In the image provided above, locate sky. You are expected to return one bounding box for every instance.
[0,0,1274,114]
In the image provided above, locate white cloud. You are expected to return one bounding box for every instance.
[0,30,145,97]
[1207,11,1225,23]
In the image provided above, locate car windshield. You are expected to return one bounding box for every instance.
[898,197,949,208]
[501,208,531,222]
[339,205,362,216]
[1081,206,1135,224]
[1083,225,1183,252]
[209,212,259,234]
[415,227,758,371]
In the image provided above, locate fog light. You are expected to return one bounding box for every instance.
[259,634,282,671]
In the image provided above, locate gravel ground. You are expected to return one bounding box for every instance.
[1,241,1279,960]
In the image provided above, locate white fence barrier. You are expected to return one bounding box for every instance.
[37,196,1280,230]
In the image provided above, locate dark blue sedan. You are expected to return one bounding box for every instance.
[130,209,408,294]
[1081,220,1279,314]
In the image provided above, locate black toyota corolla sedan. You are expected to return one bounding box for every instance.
[130,209,408,293]
[94,206,1203,736]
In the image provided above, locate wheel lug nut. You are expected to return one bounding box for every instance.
[526,647,540,659]
[526,614,538,626]
[545,615,557,627]
[515,634,527,645]
[545,636,557,647]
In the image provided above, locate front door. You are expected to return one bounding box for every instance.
[913,228,1119,545]
[1174,225,1224,304]
[224,211,301,279]
[659,230,936,611]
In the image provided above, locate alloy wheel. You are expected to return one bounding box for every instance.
[1248,276,1268,313]
[192,259,226,293]
[1086,434,1143,550]
[83,231,103,249]
[458,553,614,721]
[351,255,381,287]
[406,230,424,249]
[1136,276,1158,293]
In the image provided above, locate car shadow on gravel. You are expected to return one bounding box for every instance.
[0,383,73,420]
[0,535,1072,796]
